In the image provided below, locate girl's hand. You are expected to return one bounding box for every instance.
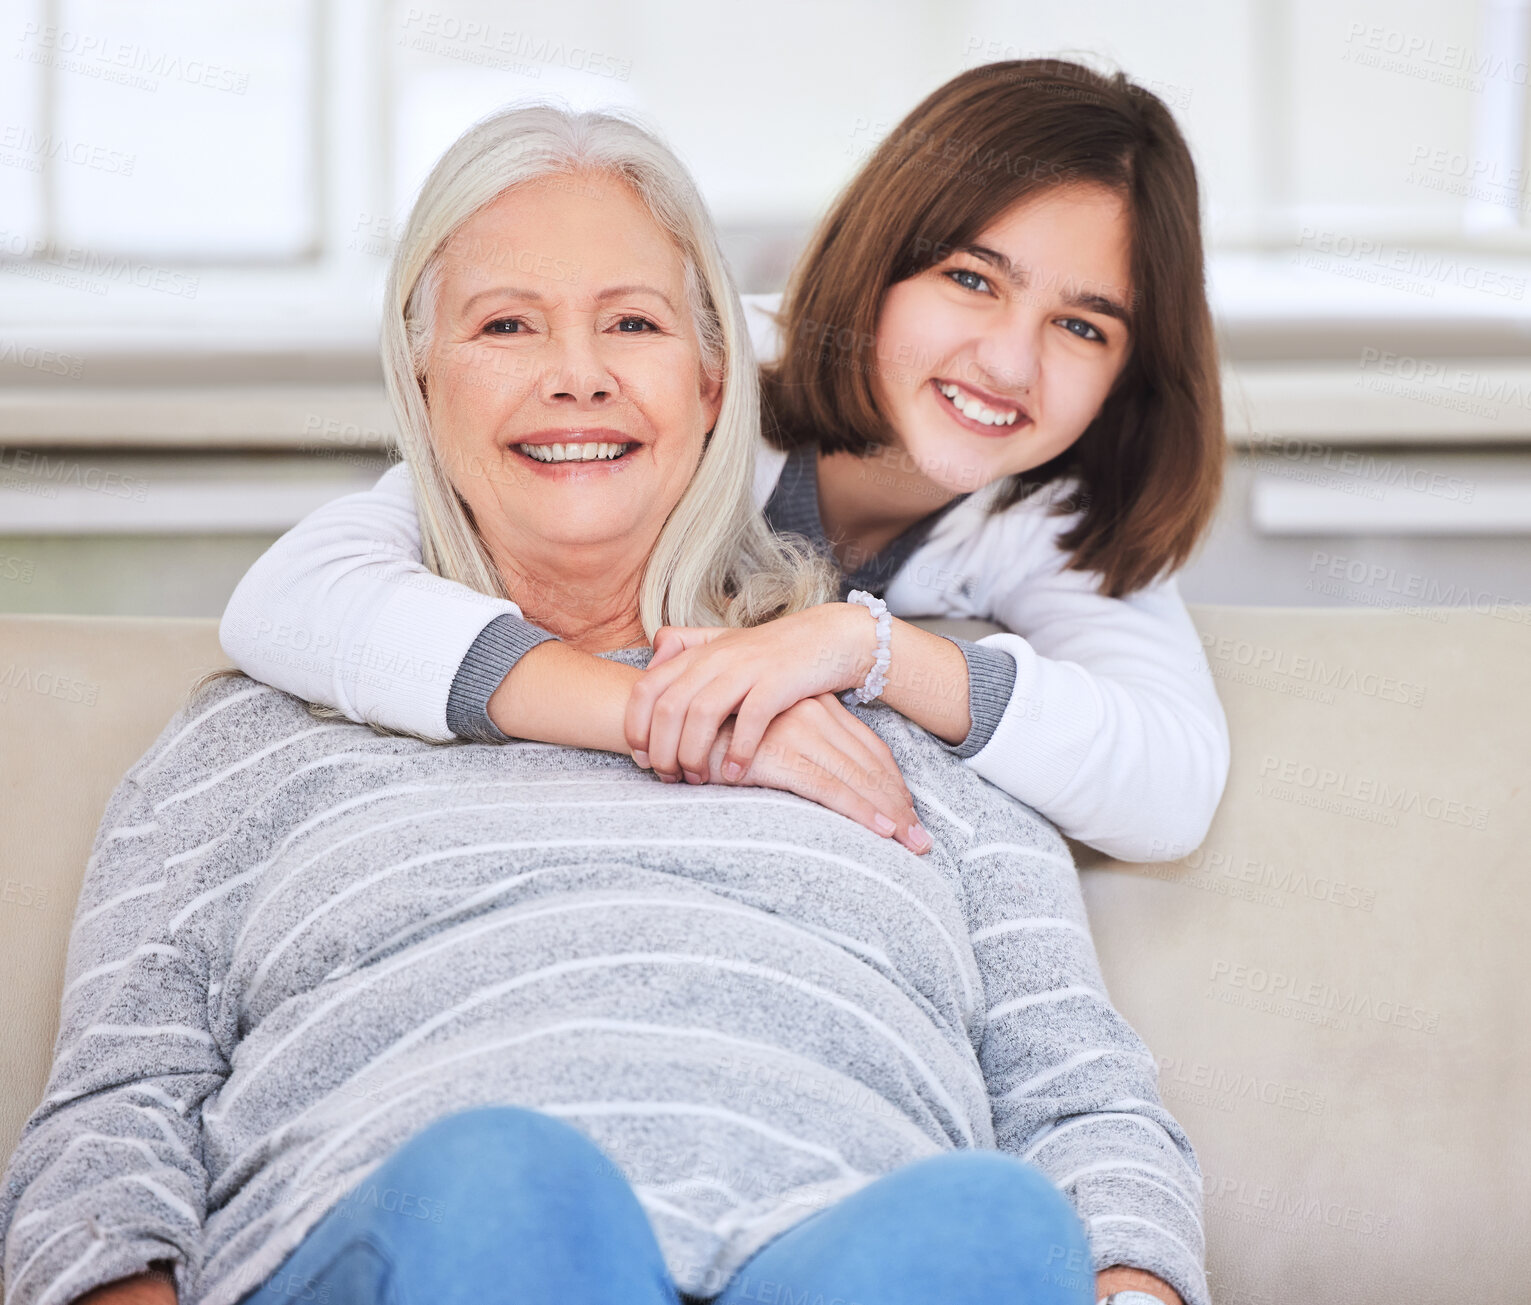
[699,698,932,854]
[627,603,873,785]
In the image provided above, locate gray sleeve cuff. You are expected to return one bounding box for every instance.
[936,637,1018,760]
[445,613,561,744]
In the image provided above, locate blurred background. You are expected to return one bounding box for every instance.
[2,0,1529,618]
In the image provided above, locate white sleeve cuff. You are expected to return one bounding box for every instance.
[959,631,1104,809]
[350,579,523,741]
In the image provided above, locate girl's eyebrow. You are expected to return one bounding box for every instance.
[1066,289,1133,325]
[954,243,1133,325]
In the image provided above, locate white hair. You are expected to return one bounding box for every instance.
[381,102,839,638]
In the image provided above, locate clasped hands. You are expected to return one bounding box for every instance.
[623,602,931,854]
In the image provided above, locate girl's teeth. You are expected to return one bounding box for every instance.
[519,442,631,463]
[937,382,1018,426]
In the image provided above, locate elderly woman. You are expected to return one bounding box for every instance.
[0,109,1206,1305]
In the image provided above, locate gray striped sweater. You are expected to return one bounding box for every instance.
[1,651,1209,1305]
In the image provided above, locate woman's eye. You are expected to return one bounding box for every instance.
[1060,318,1105,343]
[484,318,526,335]
[614,315,658,333]
[945,267,992,294]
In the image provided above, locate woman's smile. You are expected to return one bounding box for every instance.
[508,428,643,473]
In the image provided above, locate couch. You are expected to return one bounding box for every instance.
[1,607,1526,1303]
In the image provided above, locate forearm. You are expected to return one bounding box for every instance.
[955,629,1229,860]
[838,606,971,746]
[486,640,644,753]
[1096,1265,1183,1304]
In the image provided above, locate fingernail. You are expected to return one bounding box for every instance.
[659,772,677,784]
[873,814,896,836]
[910,823,932,851]
[683,770,703,785]
[722,760,743,782]
[633,750,649,768]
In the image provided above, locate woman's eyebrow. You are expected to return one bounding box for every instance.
[596,283,676,311]
[458,284,677,315]
[461,286,544,313]
[955,243,1133,324]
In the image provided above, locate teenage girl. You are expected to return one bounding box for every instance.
[220,58,1229,865]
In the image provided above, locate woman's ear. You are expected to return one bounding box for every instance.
[699,366,724,433]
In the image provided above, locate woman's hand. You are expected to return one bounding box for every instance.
[72,1268,176,1305]
[697,697,932,853]
[1095,1265,1184,1304]
[626,604,873,784]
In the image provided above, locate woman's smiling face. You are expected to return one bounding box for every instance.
[421,172,722,568]
[870,183,1134,497]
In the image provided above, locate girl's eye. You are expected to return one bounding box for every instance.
[1060,318,1105,343]
[944,267,992,294]
[484,318,526,335]
[614,315,658,333]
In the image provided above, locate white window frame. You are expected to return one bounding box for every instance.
[4,0,1531,367]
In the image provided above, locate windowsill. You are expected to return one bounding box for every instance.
[1211,251,1531,360]
[8,249,1531,360]
[7,253,1531,449]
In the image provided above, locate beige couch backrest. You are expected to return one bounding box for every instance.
[1,609,1526,1304]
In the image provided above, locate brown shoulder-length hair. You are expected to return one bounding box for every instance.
[760,58,1223,598]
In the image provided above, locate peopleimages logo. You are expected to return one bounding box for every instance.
[1209,957,1441,1034]
[1158,1055,1326,1115]
[0,447,149,501]
[1244,430,1476,503]
[1257,754,1489,831]
[1295,228,1527,299]
[1201,632,1427,708]
[1305,550,1531,625]
[17,22,251,94]
[1204,1171,1392,1238]
[0,229,200,299]
[0,341,85,378]
[0,662,98,707]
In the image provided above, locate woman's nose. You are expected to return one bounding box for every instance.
[543,332,617,406]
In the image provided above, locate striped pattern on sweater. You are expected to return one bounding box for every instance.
[0,652,1208,1305]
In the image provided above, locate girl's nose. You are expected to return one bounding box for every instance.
[970,318,1039,396]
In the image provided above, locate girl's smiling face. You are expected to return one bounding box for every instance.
[870,183,1135,497]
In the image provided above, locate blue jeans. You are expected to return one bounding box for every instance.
[240,1105,1094,1305]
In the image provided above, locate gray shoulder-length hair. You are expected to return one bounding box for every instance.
[386,102,839,635]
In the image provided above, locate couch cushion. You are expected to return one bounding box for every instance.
[1077,606,1529,1304]
[0,615,226,1165]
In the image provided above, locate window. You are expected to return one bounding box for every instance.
[3,0,1529,344]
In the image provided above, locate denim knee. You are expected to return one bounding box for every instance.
[303,1105,676,1305]
[397,1104,610,1171]
[905,1149,1090,1262]
[368,1105,629,1216]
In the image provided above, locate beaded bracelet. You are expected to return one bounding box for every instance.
[840,589,892,706]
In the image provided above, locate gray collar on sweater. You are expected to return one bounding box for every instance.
[762,445,971,599]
